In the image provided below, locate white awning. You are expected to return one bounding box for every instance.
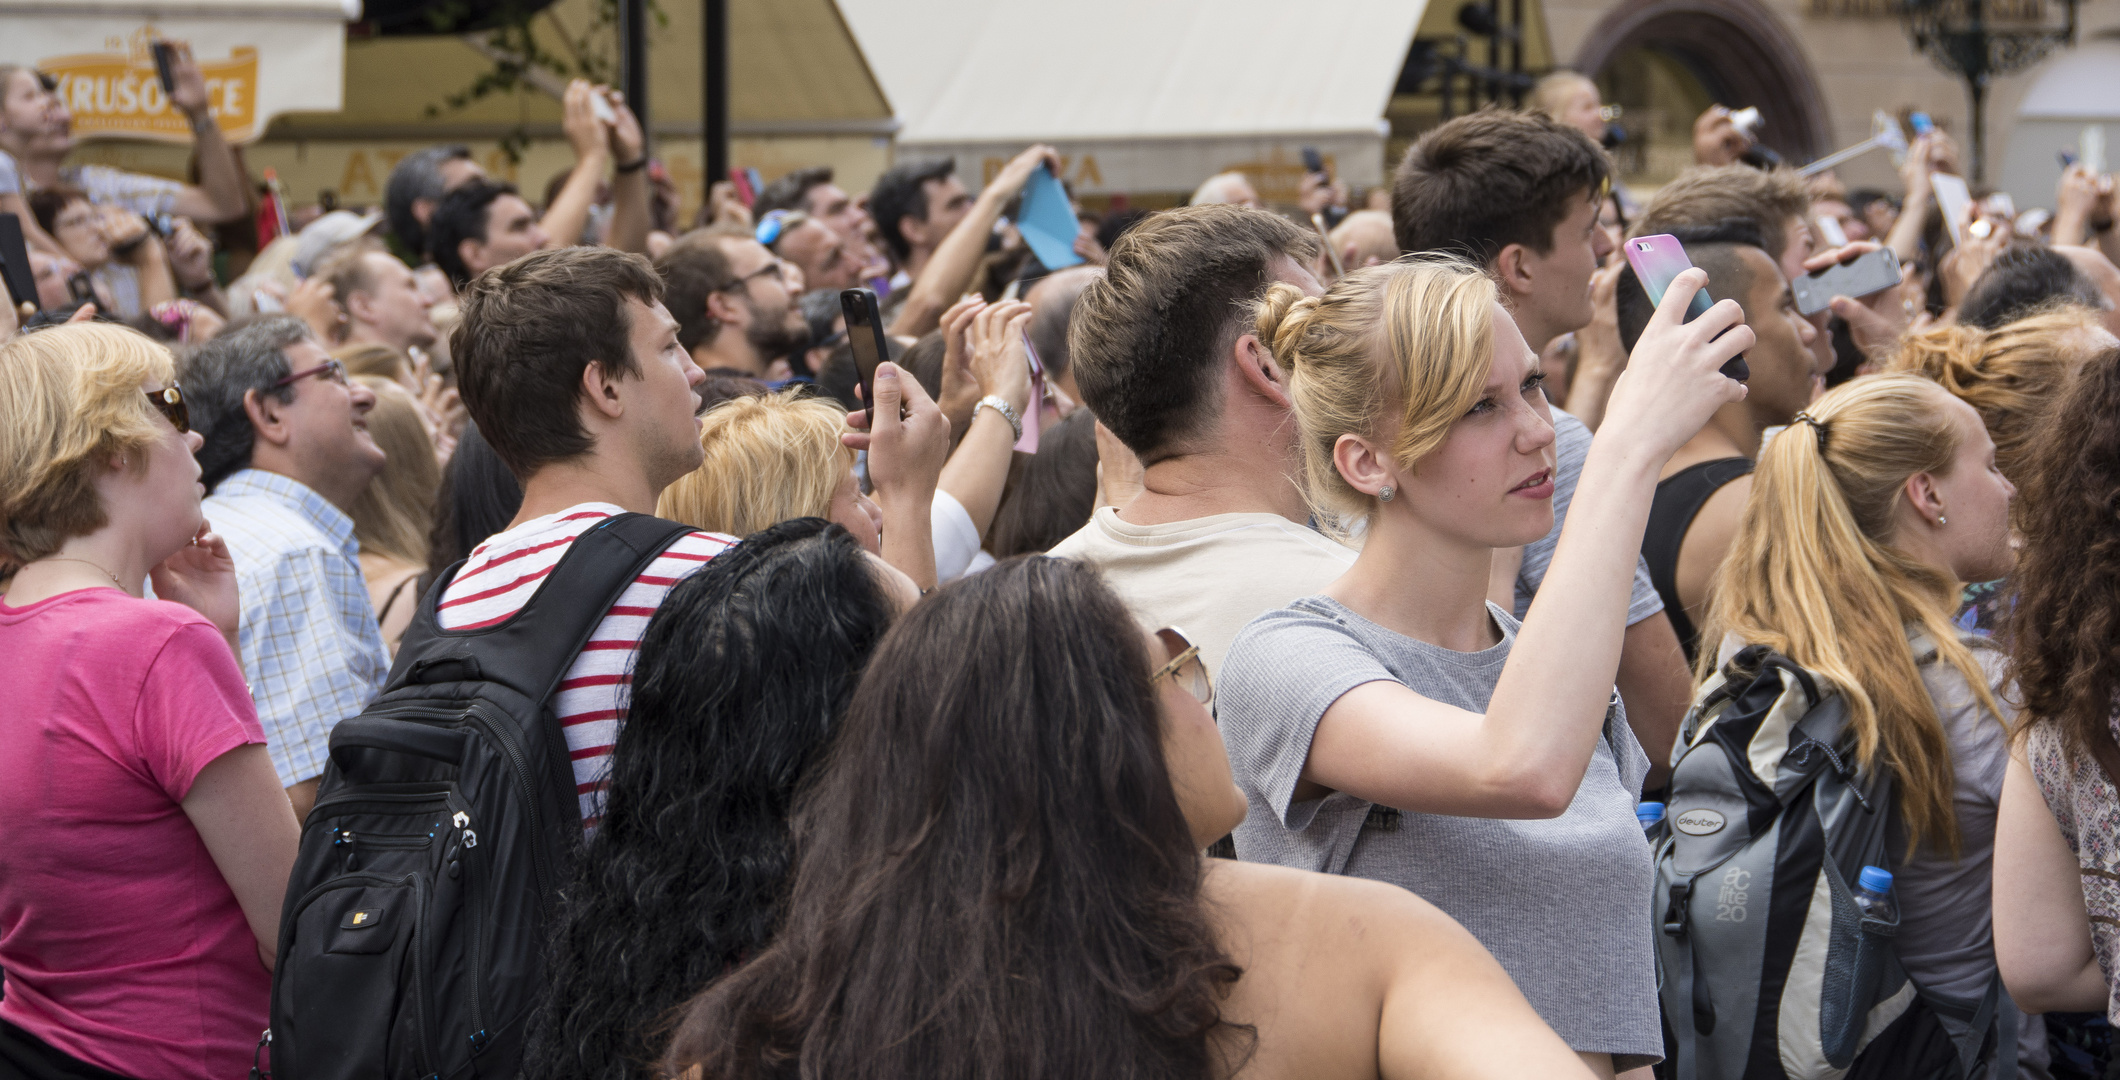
[835,0,1427,195]
[0,0,356,144]
[2014,40,2120,121]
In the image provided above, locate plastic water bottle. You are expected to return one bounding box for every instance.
[1637,801,1665,837]
[1852,866,1896,922]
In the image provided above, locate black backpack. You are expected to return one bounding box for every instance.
[266,514,694,1080]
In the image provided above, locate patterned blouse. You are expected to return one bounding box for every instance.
[2026,717,2120,1023]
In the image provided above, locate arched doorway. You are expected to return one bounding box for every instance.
[1576,0,1830,184]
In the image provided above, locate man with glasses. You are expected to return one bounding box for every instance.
[653,228,811,382]
[186,315,391,821]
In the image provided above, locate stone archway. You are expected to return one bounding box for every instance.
[1576,0,1831,163]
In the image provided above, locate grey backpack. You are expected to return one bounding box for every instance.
[1652,643,2014,1080]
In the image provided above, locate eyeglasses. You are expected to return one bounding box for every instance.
[720,260,788,292]
[1151,626,1213,706]
[273,359,348,388]
[145,384,189,434]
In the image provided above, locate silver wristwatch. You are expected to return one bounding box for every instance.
[976,395,1024,441]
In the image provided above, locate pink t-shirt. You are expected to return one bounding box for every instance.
[0,588,271,1080]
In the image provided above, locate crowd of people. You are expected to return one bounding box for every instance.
[3,40,2120,1080]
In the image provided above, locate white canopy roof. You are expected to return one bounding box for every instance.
[836,0,1427,194]
[0,0,356,143]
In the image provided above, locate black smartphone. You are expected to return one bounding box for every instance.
[0,213,37,312]
[839,287,890,414]
[151,41,177,95]
[1301,146,1326,175]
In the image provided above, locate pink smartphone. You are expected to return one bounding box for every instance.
[1623,233,1748,382]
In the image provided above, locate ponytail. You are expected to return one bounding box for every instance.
[1701,374,2002,855]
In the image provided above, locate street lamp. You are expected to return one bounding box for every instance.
[1901,0,2079,184]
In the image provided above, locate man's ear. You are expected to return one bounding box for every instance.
[1232,332,1292,409]
[578,358,628,422]
[457,237,481,278]
[898,214,928,254]
[343,288,375,327]
[412,196,438,228]
[1493,243,1537,302]
[242,387,295,449]
[704,288,741,328]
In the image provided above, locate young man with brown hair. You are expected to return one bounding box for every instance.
[442,246,732,828]
[1048,204,1335,672]
[1393,107,1693,791]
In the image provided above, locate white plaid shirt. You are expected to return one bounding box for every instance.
[204,469,389,786]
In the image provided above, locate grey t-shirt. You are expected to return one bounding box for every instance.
[1220,595,1662,1067]
[1515,408,1666,626]
[1890,638,2012,1001]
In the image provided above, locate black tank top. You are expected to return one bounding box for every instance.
[1642,457,1755,664]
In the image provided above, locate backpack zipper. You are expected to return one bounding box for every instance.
[444,793,491,1060]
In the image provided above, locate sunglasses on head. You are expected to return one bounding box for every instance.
[1152,626,1213,706]
[146,384,189,434]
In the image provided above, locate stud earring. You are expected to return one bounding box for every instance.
[1379,485,1395,502]
[1938,515,1947,526]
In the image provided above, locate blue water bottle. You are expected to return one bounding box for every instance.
[1636,801,1665,838]
[1852,866,1896,922]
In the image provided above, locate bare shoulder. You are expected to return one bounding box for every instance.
[1203,861,1470,961]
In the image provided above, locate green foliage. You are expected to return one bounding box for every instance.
[422,0,665,163]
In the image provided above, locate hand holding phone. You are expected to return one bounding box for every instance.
[840,288,893,416]
[1792,245,1900,316]
[1623,234,1749,381]
[1601,261,1752,462]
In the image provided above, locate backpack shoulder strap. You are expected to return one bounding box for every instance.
[388,513,697,703]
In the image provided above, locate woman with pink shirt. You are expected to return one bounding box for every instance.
[0,323,299,1080]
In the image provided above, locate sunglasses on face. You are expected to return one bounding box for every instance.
[146,384,189,434]
[1152,626,1213,706]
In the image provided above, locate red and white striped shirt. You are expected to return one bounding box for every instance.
[437,504,735,828]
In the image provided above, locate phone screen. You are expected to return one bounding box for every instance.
[1623,234,1748,381]
[839,288,890,412]
[1930,173,1973,248]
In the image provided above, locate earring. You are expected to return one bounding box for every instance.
[1937,515,1947,526]
[1379,485,1395,502]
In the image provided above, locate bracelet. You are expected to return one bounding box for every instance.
[976,395,1023,441]
[615,156,648,174]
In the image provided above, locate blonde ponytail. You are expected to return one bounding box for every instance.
[1259,254,1497,538]
[1700,374,2002,855]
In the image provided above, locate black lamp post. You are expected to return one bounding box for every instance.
[1901,0,2079,184]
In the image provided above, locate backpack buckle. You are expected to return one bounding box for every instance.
[1663,880,1692,938]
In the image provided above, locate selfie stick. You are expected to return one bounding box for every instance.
[1800,112,1908,177]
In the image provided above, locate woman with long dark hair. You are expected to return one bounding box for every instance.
[526,518,917,1080]
[663,556,1591,1080]
[1994,342,2120,1023]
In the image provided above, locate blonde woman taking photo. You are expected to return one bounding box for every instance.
[1219,255,1752,1077]
[1697,373,2037,1071]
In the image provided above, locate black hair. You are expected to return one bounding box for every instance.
[424,421,523,585]
[1615,219,1769,353]
[428,178,517,287]
[1097,207,1155,254]
[180,315,313,492]
[1959,244,2106,331]
[385,144,474,259]
[527,518,896,1080]
[868,158,956,262]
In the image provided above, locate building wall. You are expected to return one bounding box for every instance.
[1544,0,2118,197]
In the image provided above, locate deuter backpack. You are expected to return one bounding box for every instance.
[265,513,694,1080]
[1653,644,2014,1080]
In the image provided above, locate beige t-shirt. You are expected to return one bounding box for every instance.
[1046,507,1356,674]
